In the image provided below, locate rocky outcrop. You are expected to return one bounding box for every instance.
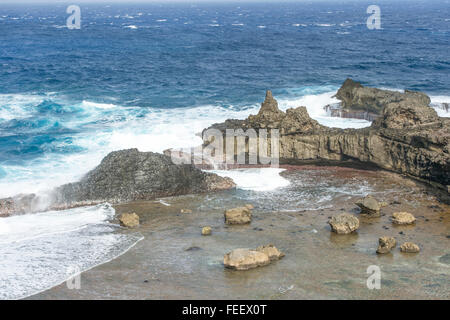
[334,78,431,115]
[356,196,381,216]
[328,213,360,234]
[224,206,252,225]
[204,88,450,194]
[0,149,236,215]
[119,212,140,228]
[223,245,284,270]
[392,212,416,225]
[376,236,396,254]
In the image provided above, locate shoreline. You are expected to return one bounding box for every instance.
[26,165,450,300]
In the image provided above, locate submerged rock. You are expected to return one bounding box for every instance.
[392,212,416,225]
[328,213,360,234]
[223,245,284,270]
[376,236,397,254]
[400,242,420,253]
[201,226,212,236]
[224,206,252,225]
[119,212,140,228]
[356,195,381,216]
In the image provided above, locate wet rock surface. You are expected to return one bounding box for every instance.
[119,212,140,228]
[328,213,360,234]
[400,242,421,253]
[392,212,416,225]
[224,206,252,225]
[376,236,397,254]
[356,195,381,216]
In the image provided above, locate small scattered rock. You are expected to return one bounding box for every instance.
[224,206,252,225]
[180,209,192,214]
[256,244,285,261]
[400,242,420,253]
[118,212,140,228]
[328,213,360,234]
[201,226,212,236]
[223,248,271,270]
[376,236,396,254]
[392,212,416,225]
[356,195,381,216]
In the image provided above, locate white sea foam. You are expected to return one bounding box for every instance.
[209,168,290,192]
[124,25,138,29]
[0,204,143,300]
[430,95,450,117]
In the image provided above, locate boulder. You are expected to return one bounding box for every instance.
[223,248,270,270]
[334,78,431,115]
[376,236,396,254]
[201,226,212,236]
[400,242,420,253]
[392,212,416,225]
[224,206,252,225]
[328,213,360,234]
[244,204,254,210]
[256,244,285,261]
[356,196,381,216]
[52,149,236,208]
[181,209,193,214]
[223,244,284,270]
[119,212,140,228]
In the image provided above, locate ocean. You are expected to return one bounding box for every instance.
[0,0,449,299]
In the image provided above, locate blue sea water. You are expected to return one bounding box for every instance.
[0,0,449,196]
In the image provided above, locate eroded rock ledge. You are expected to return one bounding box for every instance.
[204,85,449,194]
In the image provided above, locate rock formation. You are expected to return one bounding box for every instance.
[334,78,431,115]
[223,245,284,270]
[224,206,253,225]
[204,86,450,196]
[356,195,381,216]
[0,149,235,215]
[328,213,360,234]
[400,242,420,253]
[119,212,140,228]
[376,236,396,254]
[392,212,416,225]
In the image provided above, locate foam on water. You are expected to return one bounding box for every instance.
[0,204,143,300]
[209,168,290,192]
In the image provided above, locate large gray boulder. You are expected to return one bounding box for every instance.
[0,149,236,215]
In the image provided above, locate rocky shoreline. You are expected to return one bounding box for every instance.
[1,79,448,216]
[204,80,449,198]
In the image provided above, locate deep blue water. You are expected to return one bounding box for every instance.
[0,0,449,196]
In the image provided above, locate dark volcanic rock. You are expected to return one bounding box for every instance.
[53,149,235,207]
[0,149,235,215]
